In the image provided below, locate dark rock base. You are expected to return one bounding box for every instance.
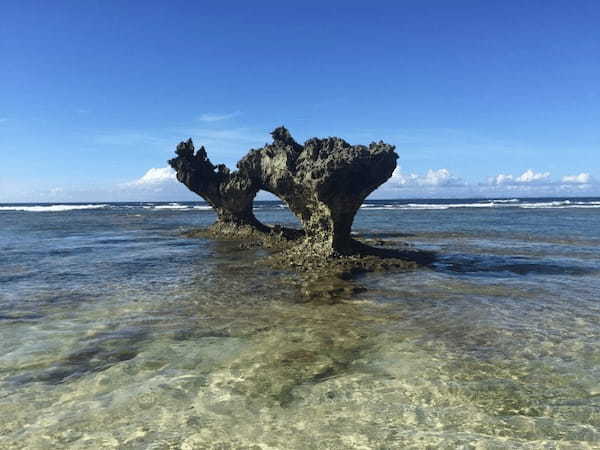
[181,226,435,278]
[182,222,304,249]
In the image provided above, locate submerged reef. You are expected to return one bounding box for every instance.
[169,127,433,271]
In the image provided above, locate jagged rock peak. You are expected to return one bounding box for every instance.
[270,126,302,151]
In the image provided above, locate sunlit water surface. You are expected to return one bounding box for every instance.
[1,199,600,449]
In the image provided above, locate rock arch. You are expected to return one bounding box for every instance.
[168,127,398,255]
[238,127,397,254]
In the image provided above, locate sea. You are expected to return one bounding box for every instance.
[1,198,599,449]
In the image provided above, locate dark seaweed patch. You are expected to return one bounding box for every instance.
[0,313,44,322]
[437,254,596,277]
[8,329,145,385]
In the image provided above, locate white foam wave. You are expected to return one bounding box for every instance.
[0,204,108,212]
[519,201,600,209]
[361,202,497,210]
[153,203,190,210]
[492,198,520,203]
[360,200,600,210]
[3,199,598,214]
[519,200,572,209]
[400,204,452,210]
[360,204,394,209]
[149,203,213,211]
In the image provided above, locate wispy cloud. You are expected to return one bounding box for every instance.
[346,127,521,164]
[198,111,241,122]
[186,127,268,145]
[174,127,270,163]
[93,131,166,147]
[0,118,8,123]
[91,124,264,158]
[86,124,269,179]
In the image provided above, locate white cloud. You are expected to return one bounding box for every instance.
[489,173,513,185]
[421,168,463,186]
[375,165,600,199]
[486,170,597,190]
[388,167,464,188]
[488,169,551,186]
[105,166,194,201]
[199,111,241,122]
[561,172,592,184]
[125,167,176,187]
[516,169,551,183]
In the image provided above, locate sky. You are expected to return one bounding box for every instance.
[1,0,599,202]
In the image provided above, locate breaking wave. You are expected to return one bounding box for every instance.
[360,199,600,210]
[151,203,192,210]
[2,198,600,213]
[0,204,109,212]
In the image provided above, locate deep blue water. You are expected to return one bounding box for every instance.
[1,198,599,448]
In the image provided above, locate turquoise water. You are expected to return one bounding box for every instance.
[1,199,600,448]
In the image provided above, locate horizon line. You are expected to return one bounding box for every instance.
[2,195,600,205]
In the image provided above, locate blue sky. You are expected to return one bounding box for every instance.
[1,0,599,201]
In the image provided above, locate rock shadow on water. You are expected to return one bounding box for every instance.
[436,254,597,277]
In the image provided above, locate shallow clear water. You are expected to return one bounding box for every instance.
[1,199,600,449]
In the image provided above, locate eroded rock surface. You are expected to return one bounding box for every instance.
[168,139,267,233]
[238,127,398,255]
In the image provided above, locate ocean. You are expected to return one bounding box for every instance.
[1,198,599,448]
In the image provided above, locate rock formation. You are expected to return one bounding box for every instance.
[238,127,398,255]
[168,139,267,233]
[169,127,399,258]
